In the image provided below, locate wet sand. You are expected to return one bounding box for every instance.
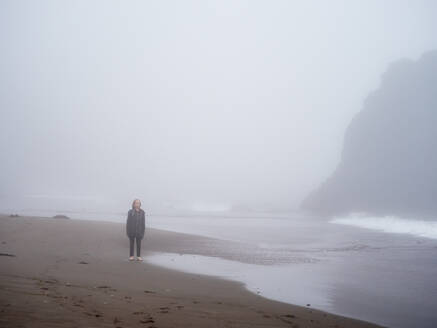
[0,214,383,328]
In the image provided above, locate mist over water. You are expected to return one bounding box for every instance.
[2,0,437,213]
[2,1,437,327]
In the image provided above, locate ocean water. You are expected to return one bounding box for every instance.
[145,213,437,328]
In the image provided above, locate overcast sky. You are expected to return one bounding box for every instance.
[1,0,437,213]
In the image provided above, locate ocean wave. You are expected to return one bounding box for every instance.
[330,214,437,240]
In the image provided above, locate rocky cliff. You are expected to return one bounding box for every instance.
[300,50,437,219]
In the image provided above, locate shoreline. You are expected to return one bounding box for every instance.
[0,214,383,327]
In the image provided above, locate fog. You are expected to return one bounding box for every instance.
[1,0,437,214]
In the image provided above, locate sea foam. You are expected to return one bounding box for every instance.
[330,213,437,240]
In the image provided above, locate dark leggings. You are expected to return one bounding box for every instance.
[129,236,142,257]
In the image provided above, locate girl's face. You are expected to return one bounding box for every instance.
[133,200,141,209]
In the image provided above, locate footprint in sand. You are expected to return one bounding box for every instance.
[84,311,103,318]
[73,302,85,308]
[159,306,170,313]
[282,314,296,319]
[139,313,155,324]
[277,314,299,327]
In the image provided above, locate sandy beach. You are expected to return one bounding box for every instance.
[0,214,383,328]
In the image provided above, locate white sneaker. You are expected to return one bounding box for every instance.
[129,256,135,261]
[136,257,143,261]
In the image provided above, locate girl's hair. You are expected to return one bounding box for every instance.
[131,199,142,209]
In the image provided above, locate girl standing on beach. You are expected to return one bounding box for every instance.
[126,199,146,261]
